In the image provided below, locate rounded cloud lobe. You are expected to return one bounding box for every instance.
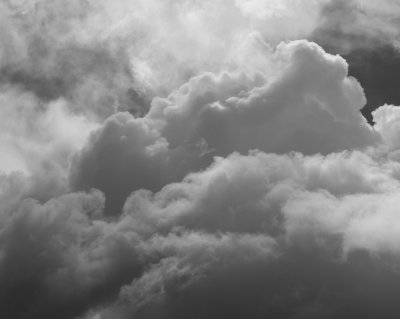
[2,1,400,319]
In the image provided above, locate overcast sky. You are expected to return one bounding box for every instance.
[2,1,400,318]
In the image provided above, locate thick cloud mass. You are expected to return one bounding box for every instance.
[149,40,377,154]
[3,1,400,319]
[71,40,379,213]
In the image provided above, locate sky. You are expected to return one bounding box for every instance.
[3,0,400,318]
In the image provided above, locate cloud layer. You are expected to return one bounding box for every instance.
[2,1,400,319]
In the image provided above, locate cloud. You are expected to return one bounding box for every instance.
[311,1,400,122]
[0,0,337,114]
[119,150,397,238]
[5,145,400,318]
[151,40,377,156]
[70,40,379,215]
[69,112,173,214]
[372,104,400,153]
[0,86,98,178]
[0,174,279,318]
[3,1,400,319]
[84,232,277,319]
[0,0,151,120]
[75,149,400,319]
[282,186,400,265]
[312,0,400,54]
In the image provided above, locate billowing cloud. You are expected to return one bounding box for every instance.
[71,40,379,214]
[3,1,400,319]
[73,149,400,318]
[150,40,377,155]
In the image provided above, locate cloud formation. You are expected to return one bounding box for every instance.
[3,1,400,319]
[312,0,400,123]
[70,40,379,213]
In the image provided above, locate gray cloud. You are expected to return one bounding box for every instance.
[70,40,380,214]
[151,41,377,155]
[4,145,400,318]
[3,1,400,319]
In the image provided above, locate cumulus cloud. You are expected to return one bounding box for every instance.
[3,1,400,319]
[75,149,400,318]
[150,40,377,155]
[6,145,400,318]
[70,40,379,213]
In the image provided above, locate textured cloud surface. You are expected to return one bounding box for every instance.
[2,1,400,319]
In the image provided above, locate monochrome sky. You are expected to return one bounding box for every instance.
[3,1,400,318]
